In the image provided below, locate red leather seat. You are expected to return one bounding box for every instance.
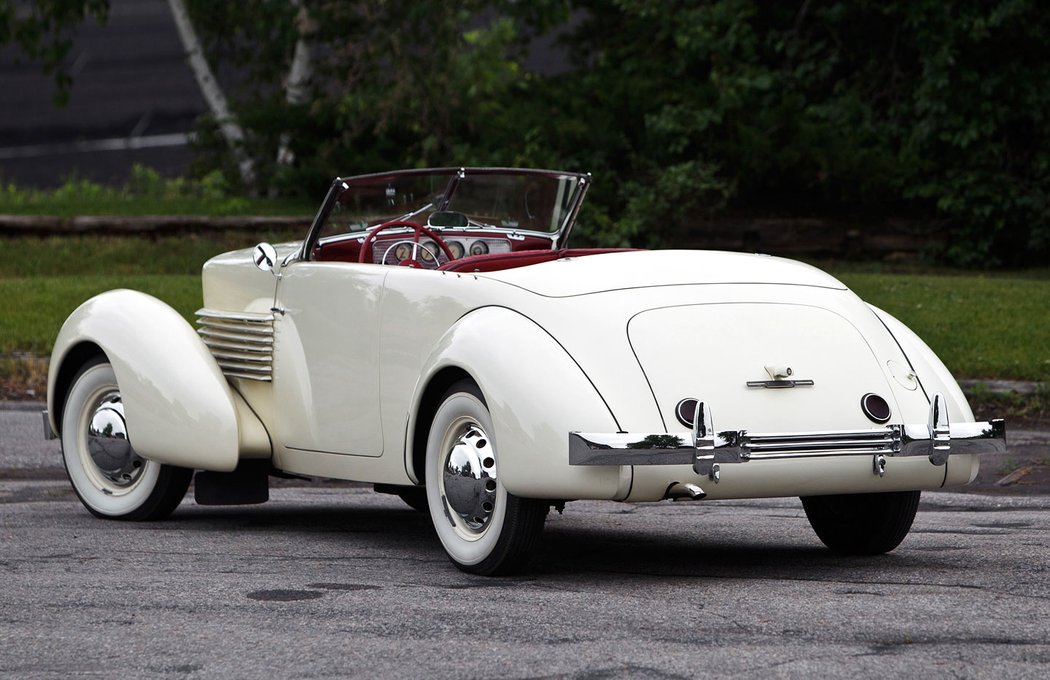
[439,248,637,274]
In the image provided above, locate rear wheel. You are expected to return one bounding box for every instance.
[60,358,192,520]
[801,491,921,555]
[424,380,547,575]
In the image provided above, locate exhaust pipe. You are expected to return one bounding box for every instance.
[664,482,706,501]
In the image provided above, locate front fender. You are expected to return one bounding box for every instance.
[48,290,268,472]
[410,307,629,500]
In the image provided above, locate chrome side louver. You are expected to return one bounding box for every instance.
[196,308,274,381]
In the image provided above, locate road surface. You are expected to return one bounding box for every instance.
[2,404,1049,678]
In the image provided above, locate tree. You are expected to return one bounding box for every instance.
[0,0,108,105]
[5,1,1048,266]
[167,0,256,186]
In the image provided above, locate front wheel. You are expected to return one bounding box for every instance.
[60,358,192,521]
[801,491,921,555]
[424,380,547,575]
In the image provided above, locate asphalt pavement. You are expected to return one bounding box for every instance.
[3,402,1050,678]
[3,480,1050,678]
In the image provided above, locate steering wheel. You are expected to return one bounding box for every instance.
[382,239,440,268]
[358,220,456,266]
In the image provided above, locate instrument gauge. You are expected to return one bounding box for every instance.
[393,243,412,262]
[419,241,436,262]
[448,241,465,259]
[469,241,489,256]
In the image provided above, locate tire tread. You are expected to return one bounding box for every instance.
[801,490,921,555]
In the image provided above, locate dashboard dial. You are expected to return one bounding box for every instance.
[469,241,489,256]
[448,241,465,259]
[419,240,436,262]
[393,243,412,262]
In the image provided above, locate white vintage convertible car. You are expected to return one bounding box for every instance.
[46,167,1005,574]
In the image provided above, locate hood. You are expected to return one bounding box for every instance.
[482,250,847,297]
[201,242,300,313]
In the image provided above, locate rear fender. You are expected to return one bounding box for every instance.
[409,307,628,500]
[47,290,269,471]
[869,305,974,421]
[869,305,979,486]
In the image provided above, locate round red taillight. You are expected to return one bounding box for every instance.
[675,398,698,427]
[861,393,892,424]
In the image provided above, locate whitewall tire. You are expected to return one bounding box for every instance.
[60,358,192,520]
[425,380,547,575]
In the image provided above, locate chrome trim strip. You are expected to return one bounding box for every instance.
[197,328,274,344]
[197,338,272,354]
[745,379,815,389]
[195,308,275,323]
[209,350,272,364]
[196,308,275,382]
[569,394,1006,478]
[222,371,273,381]
[196,321,274,336]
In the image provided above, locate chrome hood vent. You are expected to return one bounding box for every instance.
[196,308,274,381]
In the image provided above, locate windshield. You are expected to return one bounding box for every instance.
[321,168,587,238]
[445,172,583,233]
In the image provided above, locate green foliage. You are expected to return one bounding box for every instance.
[6,1,1049,266]
[965,382,1050,424]
[0,165,310,216]
[541,0,1049,264]
[0,0,108,105]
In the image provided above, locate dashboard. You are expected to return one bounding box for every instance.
[371,235,512,267]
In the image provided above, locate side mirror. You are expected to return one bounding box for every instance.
[253,243,279,275]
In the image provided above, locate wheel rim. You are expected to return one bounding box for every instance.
[439,416,498,539]
[78,388,147,494]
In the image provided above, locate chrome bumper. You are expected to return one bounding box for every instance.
[569,395,1005,481]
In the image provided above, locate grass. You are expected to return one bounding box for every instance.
[0,233,1046,384]
[3,275,203,355]
[838,272,1050,382]
[1,232,301,278]
[0,232,299,355]
[0,167,313,217]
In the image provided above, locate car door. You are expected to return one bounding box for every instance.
[271,260,387,457]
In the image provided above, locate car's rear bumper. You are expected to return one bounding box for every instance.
[569,394,1005,489]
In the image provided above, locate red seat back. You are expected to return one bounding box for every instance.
[438,248,637,273]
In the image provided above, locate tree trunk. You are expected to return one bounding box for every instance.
[276,1,316,167]
[166,0,256,186]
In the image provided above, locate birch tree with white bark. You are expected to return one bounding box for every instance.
[166,0,256,186]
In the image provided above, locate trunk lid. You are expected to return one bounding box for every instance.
[628,302,899,434]
[484,250,846,297]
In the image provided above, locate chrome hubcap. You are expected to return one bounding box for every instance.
[442,423,498,533]
[85,392,144,488]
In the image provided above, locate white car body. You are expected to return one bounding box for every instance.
[46,167,1005,574]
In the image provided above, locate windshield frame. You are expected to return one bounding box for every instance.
[300,167,590,261]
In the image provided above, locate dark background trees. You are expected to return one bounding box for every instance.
[3,0,1048,266]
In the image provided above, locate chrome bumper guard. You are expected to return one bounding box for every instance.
[569,395,1006,480]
